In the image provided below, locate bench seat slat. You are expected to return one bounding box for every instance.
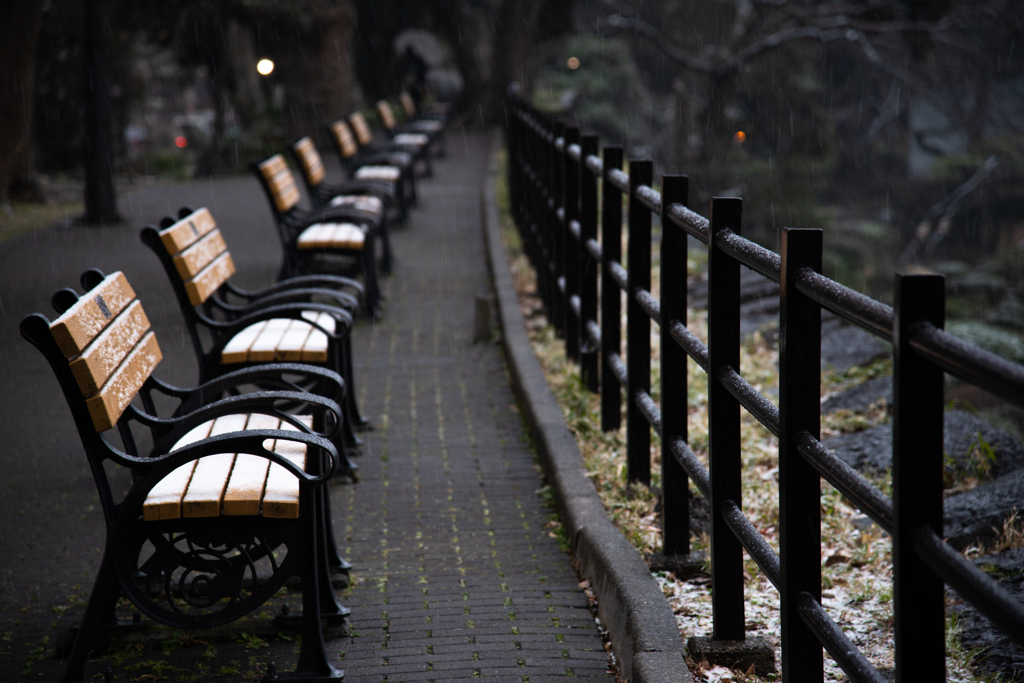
[181,414,248,518]
[393,133,429,147]
[329,194,384,215]
[142,420,215,521]
[275,322,314,362]
[85,331,163,432]
[296,223,365,250]
[184,251,236,306]
[222,313,333,364]
[263,420,307,519]
[159,208,217,255]
[355,166,401,182]
[173,229,228,280]
[50,272,136,357]
[248,322,291,362]
[69,300,151,394]
[222,321,266,363]
[222,414,278,516]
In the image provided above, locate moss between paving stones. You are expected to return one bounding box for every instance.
[480,141,693,683]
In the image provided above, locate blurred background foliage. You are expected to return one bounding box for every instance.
[5,0,1024,342]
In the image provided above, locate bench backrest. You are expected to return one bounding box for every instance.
[376,100,397,133]
[329,120,359,159]
[157,208,237,306]
[257,155,302,214]
[47,272,163,432]
[348,112,374,147]
[400,92,417,118]
[291,136,325,188]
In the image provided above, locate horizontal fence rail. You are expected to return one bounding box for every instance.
[505,87,1024,682]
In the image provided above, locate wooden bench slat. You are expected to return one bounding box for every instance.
[300,311,335,334]
[258,156,301,213]
[173,229,228,280]
[296,223,365,250]
[394,133,429,147]
[142,420,215,521]
[275,321,314,362]
[85,331,163,432]
[262,420,306,519]
[248,320,292,362]
[294,137,325,186]
[348,113,373,146]
[69,300,151,395]
[328,194,384,214]
[184,252,236,306]
[222,414,278,516]
[181,414,248,518]
[330,121,359,159]
[159,208,217,255]
[355,166,401,182]
[50,272,136,357]
[376,101,397,130]
[400,92,416,118]
[221,321,266,364]
[302,329,329,362]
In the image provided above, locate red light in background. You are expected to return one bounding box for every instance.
[175,136,188,148]
[733,131,746,143]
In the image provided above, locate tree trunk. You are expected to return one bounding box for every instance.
[0,0,43,204]
[280,1,358,147]
[82,0,120,224]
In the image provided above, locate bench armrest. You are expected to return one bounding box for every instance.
[147,363,346,415]
[224,276,364,302]
[148,390,343,453]
[321,179,397,200]
[201,302,352,339]
[213,287,360,316]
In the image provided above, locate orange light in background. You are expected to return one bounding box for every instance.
[567,57,580,70]
[733,131,746,143]
[175,136,187,148]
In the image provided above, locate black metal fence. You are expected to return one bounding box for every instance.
[505,88,1024,682]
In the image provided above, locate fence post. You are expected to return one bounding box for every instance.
[892,273,946,682]
[524,117,548,319]
[601,147,624,432]
[707,197,745,639]
[626,159,653,486]
[579,135,600,393]
[779,227,824,681]
[549,121,565,338]
[562,127,581,363]
[660,175,691,557]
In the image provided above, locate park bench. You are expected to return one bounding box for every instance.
[21,270,348,682]
[252,154,384,315]
[349,110,433,177]
[376,98,444,158]
[289,135,405,231]
[328,117,418,209]
[141,206,371,451]
[400,90,451,127]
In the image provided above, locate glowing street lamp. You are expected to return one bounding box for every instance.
[257,59,274,76]
[567,57,580,70]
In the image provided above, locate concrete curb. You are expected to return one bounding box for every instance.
[480,145,692,683]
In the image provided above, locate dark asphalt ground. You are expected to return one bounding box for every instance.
[0,130,615,682]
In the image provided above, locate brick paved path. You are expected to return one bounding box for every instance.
[332,134,615,681]
[0,131,615,681]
